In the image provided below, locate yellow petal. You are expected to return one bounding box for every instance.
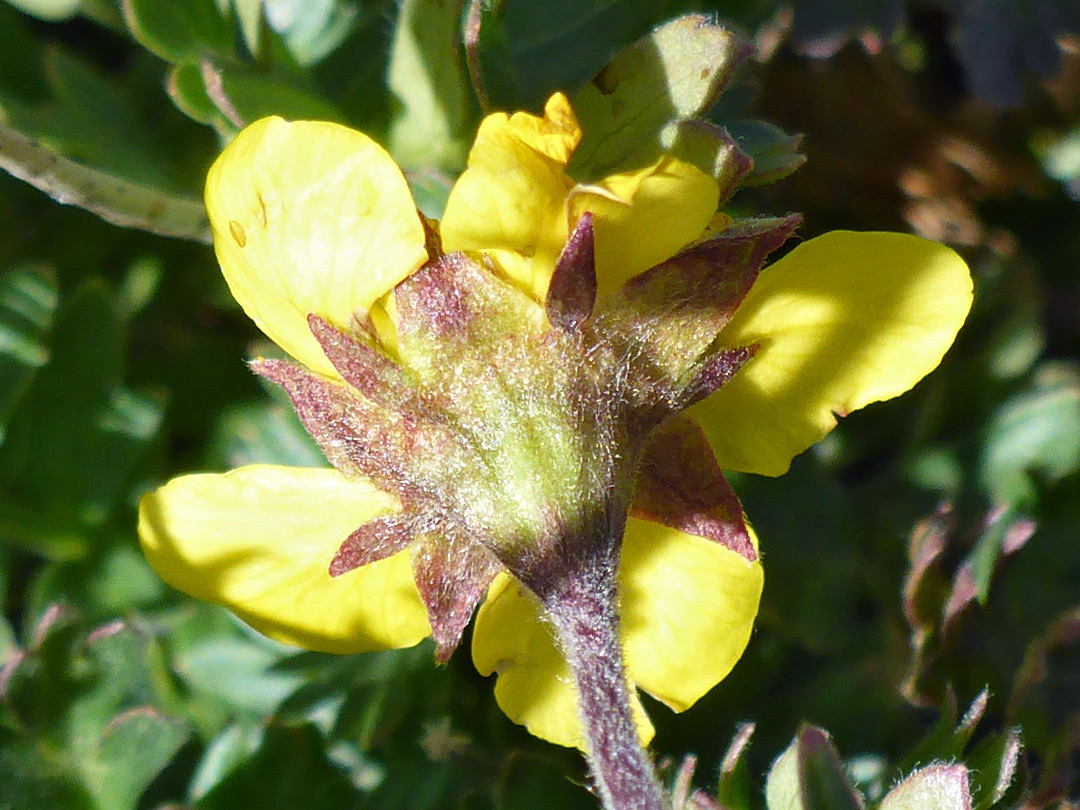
[620,517,763,712]
[568,154,720,294]
[501,92,581,164]
[441,94,581,302]
[138,465,430,653]
[206,117,428,376]
[690,231,973,476]
[471,573,654,749]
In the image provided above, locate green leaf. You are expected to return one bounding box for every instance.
[2,613,190,810]
[0,730,97,810]
[471,0,663,112]
[1032,125,1080,186]
[385,0,470,171]
[716,722,756,810]
[979,362,1080,507]
[900,690,961,772]
[569,14,752,182]
[0,264,56,443]
[964,506,1034,602]
[667,119,754,197]
[3,0,82,21]
[188,723,264,802]
[273,644,438,752]
[95,707,190,810]
[905,446,965,494]
[175,632,304,715]
[726,119,807,186]
[104,708,189,790]
[0,282,115,494]
[117,255,164,318]
[0,611,14,668]
[765,726,863,810]
[1,605,83,732]
[496,752,594,810]
[405,168,455,219]
[267,0,362,67]
[26,543,167,619]
[765,736,803,810]
[902,690,996,771]
[73,622,170,735]
[0,280,164,526]
[1,45,194,187]
[0,39,209,239]
[121,0,233,63]
[167,61,229,128]
[200,59,347,129]
[0,500,87,561]
[983,304,1045,381]
[734,456,860,650]
[0,41,209,239]
[367,733,483,810]
[953,689,989,753]
[967,728,1021,810]
[462,0,516,111]
[0,5,50,103]
[204,394,326,470]
[1009,607,1080,746]
[796,727,864,810]
[308,1,396,133]
[195,722,362,810]
[231,0,264,59]
[880,764,972,810]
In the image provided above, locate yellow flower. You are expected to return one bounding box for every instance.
[138,93,972,750]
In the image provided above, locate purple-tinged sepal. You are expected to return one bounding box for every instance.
[307,314,418,412]
[677,344,757,410]
[632,415,756,562]
[595,214,800,423]
[546,213,598,332]
[412,530,502,662]
[330,512,427,576]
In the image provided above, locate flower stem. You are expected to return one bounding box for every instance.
[535,548,666,810]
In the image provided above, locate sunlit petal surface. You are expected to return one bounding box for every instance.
[691,231,973,475]
[569,155,719,294]
[620,517,763,711]
[139,465,430,653]
[441,94,581,302]
[206,117,427,375]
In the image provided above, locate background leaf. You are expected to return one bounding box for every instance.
[386,0,470,171]
[0,264,56,442]
[121,0,234,63]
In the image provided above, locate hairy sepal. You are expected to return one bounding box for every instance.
[596,214,801,417]
[632,415,756,562]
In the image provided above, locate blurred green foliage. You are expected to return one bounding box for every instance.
[1,0,1079,808]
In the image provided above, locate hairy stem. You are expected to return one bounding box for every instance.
[535,547,665,810]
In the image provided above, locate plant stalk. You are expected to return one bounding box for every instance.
[535,546,666,810]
